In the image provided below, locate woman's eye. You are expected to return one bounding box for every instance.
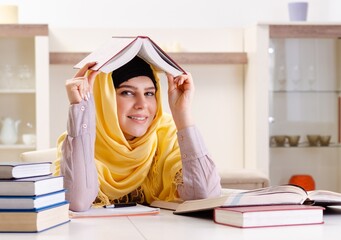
[145,91,155,97]
[120,91,134,96]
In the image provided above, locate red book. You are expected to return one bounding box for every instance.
[214,205,324,228]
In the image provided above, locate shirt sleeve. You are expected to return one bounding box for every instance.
[176,126,222,200]
[60,96,99,212]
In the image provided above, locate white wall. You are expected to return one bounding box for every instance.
[2,0,336,28]
[2,0,339,173]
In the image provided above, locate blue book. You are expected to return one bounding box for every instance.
[0,190,66,210]
[0,175,64,196]
[0,201,70,232]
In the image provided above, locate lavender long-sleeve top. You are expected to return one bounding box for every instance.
[60,97,221,211]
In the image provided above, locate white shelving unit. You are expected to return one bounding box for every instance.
[244,23,341,192]
[0,24,49,162]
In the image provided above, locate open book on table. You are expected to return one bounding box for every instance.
[73,36,186,77]
[150,185,341,214]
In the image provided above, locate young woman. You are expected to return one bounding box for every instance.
[54,56,221,211]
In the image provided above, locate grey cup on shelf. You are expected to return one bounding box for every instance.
[288,2,308,21]
[287,135,300,147]
[271,135,287,147]
[307,135,320,147]
[319,135,331,147]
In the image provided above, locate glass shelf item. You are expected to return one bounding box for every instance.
[269,38,339,145]
[0,24,49,162]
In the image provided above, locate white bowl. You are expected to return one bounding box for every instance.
[22,134,36,145]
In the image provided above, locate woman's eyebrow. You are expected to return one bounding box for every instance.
[117,85,156,91]
[145,86,156,91]
[117,84,136,89]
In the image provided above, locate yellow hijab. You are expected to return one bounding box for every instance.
[54,70,182,205]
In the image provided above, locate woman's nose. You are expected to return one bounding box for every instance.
[134,95,147,109]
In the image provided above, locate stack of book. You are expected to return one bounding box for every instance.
[0,162,70,232]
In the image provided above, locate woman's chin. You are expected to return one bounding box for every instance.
[124,129,148,140]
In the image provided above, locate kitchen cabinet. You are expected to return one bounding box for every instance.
[244,23,341,191]
[0,24,49,161]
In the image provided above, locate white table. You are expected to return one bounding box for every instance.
[2,207,341,240]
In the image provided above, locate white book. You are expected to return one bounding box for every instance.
[0,175,64,196]
[0,162,52,179]
[73,36,186,77]
[151,185,341,214]
[214,205,324,228]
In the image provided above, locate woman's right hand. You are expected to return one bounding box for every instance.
[65,62,99,104]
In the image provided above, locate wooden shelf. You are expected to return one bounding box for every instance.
[0,144,35,150]
[49,52,247,65]
[269,24,341,38]
[0,89,35,94]
[0,24,48,37]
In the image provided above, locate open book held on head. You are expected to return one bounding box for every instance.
[73,36,186,77]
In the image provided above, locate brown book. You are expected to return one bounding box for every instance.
[0,202,69,232]
[74,36,186,76]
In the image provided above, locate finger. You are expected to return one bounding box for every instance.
[74,62,98,78]
[166,73,176,91]
[87,70,100,93]
[70,78,88,98]
[178,76,186,86]
[74,79,86,99]
[174,75,187,88]
[65,79,86,103]
[82,78,89,99]
[66,78,86,90]
[178,73,194,86]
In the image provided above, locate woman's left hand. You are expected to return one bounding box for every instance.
[167,73,195,130]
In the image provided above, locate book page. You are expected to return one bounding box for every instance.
[307,190,341,204]
[175,185,309,214]
[73,36,185,76]
[100,38,144,73]
[223,192,306,206]
[69,204,160,218]
[222,185,308,206]
[73,37,138,72]
[138,39,184,77]
[150,200,182,211]
[175,196,228,214]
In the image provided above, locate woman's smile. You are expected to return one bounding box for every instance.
[128,115,148,121]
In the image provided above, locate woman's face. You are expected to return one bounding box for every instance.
[115,76,157,140]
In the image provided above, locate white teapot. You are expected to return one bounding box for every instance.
[0,117,21,144]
